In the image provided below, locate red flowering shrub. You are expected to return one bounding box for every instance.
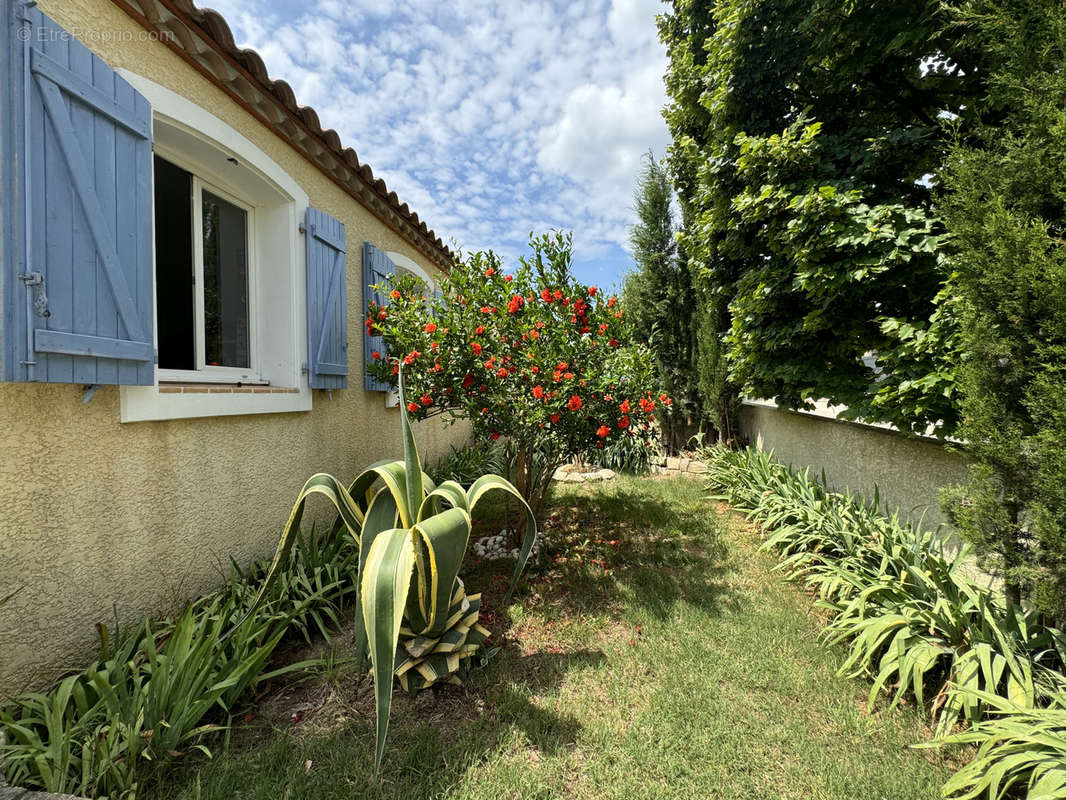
[366,232,664,512]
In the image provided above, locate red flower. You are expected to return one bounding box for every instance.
[618,415,630,429]
[567,395,583,411]
[553,289,563,300]
[371,351,381,360]
[588,286,598,296]
[403,350,420,365]
[485,267,495,276]
[529,329,540,339]
[639,397,656,414]
[377,309,388,320]
[505,274,513,282]
[607,297,617,308]
[423,322,437,333]
[475,325,485,334]
[496,367,508,378]
[620,399,630,413]
[433,363,443,372]
[531,365,539,374]
[480,306,495,314]
[462,372,474,388]
[598,323,608,335]
[471,342,483,356]
[541,288,552,302]
[563,372,575,380]
[532,385,544,399]
[390,290,402,301]
[420,394,433,407]
[491,432,501,440]
[406,402,419,412]
[430,341,439,350]
[609,338,619,348]
[550,413,560,423]
[507,294,524,314]
[596,425,610,438]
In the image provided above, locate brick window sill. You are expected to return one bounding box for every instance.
[157,383,301,395]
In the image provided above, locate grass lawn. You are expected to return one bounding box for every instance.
[161,476,955,800]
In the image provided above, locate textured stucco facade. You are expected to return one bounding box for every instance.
[740,401,970,531]
[0,0,468,695]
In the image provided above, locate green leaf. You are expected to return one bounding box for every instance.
[361,528,416,770]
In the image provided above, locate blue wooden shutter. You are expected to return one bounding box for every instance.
[0,2,154,384]
[362,242,394,391]
[304,207,348,390]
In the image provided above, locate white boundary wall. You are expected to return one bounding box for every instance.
[740,399,970,531]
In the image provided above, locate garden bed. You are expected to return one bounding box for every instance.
[155,476,952,799]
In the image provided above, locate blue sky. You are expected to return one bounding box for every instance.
[205,0,671,291]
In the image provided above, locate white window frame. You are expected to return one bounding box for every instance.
[153,150,262,384]
[117,71,312,423]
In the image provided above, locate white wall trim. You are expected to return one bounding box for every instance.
[117,70,307,204]
[116,69,314,423]
[385,250,437,289]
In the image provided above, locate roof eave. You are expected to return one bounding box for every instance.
[110,0,454,270]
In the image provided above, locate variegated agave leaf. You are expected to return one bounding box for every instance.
[393,578,491,693]
[240,366,538,771]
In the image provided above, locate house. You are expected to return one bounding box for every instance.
[0,0,465,695]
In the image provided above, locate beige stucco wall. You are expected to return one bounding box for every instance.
[740,402,970,532]
[0,0,468,696]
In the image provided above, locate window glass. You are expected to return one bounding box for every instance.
[201,191,249,368]
[153,156,195,370]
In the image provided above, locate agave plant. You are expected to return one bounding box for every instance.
[237,370,536,768]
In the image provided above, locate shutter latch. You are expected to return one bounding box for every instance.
[18,272,50,317]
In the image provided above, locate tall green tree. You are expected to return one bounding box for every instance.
[659,0,985,436]
[623,152,702,448]
[658,1,743,442]
[940,0,1066,618]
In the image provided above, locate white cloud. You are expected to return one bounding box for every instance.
[209,0,670,282]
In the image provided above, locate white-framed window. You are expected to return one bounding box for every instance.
[153,151,260,383]
[117,72,312,423]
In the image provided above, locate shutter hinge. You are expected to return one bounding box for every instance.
[82,384,99,404]
[16,1,37,23]
[299,223,309,235]
[18,272,50,317]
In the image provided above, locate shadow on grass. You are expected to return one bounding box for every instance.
[161,476,731,799]
[160,648,603,800]
[470,475,736,625]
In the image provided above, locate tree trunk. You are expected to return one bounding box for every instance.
[1003,500,1023,608]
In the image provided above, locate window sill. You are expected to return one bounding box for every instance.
[120,381,311,422]
[158,383,300,394]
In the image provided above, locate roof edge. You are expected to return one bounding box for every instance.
[110,0,454,270]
